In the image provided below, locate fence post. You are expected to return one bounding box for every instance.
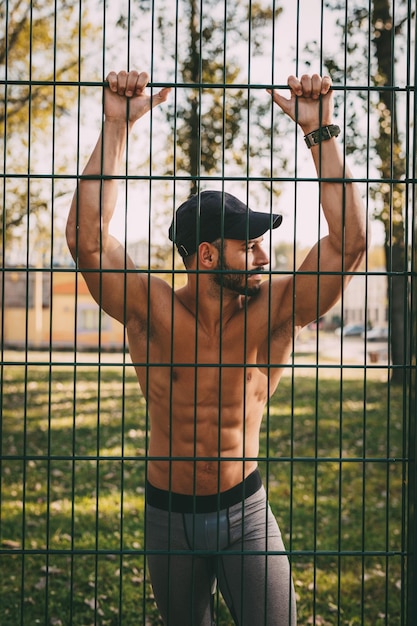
[408,208,417,622]
[407,31,417,622]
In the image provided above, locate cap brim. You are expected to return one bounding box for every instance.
[245,212,282,239]
[271,214,283,229]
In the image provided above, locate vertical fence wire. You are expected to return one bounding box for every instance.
[0,1,415,624]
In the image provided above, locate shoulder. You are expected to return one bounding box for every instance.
[128,276,194,332]
[247,274,304,339]
[126,274,173,332]
[250,277,303,366]
[249,274,293,321]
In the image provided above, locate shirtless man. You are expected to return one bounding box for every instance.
[66,70,367,626]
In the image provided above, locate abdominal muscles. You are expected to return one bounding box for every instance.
[145,364,266,495]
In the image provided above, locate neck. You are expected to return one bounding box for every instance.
[177,275,244,333]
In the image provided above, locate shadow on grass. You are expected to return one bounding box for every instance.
[0,365,407,625]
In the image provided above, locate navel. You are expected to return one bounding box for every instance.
[203,462,215,474]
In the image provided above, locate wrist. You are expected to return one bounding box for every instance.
[104,117,134,132]
[300,120,334,135]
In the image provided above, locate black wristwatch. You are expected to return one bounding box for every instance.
[304,124,341,148]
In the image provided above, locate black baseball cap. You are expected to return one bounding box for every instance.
[168,190,282,258]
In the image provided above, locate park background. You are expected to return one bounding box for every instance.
[1,0,416,624]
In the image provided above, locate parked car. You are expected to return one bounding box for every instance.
[362,326,389,341]
[335,323,365,337]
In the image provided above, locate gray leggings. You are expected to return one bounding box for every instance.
[145,486,297,626]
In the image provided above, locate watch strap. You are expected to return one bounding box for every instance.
[304,124,341,148]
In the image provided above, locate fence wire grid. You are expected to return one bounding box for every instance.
[1,1,416,625]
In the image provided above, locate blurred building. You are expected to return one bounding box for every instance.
[0,269,125,351]
[326,269,388,328]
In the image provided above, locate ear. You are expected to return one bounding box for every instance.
[198,242,216,268]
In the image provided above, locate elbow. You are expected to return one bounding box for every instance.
[65,220,102,263]
[353,227,369,256]
[356,216,371,255]
[343,191,370,265]
[66,193,80,258]
[345,224,369,268]
[66,215,78,260]
[66,199,102,262]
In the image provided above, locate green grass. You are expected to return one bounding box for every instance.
[0,364,407,625]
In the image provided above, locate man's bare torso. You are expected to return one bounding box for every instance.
[127,276,294,495]
[65,67,366,504]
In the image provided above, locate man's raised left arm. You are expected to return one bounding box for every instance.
[269,74,368,328]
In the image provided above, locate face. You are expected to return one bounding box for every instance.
[211,237,269,296]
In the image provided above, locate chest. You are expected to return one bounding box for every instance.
[127,295,289,398]
[177,321,273,405]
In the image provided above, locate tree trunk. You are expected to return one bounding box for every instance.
[186,0,201,196]
[372,0,408,384]
[384,242,408,384]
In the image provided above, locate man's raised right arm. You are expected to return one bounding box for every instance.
[66,70,170,325]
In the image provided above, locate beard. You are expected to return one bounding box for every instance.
[211,257,263,297]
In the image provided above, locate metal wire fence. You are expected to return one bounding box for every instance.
[1,1,416,624]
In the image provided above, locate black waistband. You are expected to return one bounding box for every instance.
[146,469,262,514]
